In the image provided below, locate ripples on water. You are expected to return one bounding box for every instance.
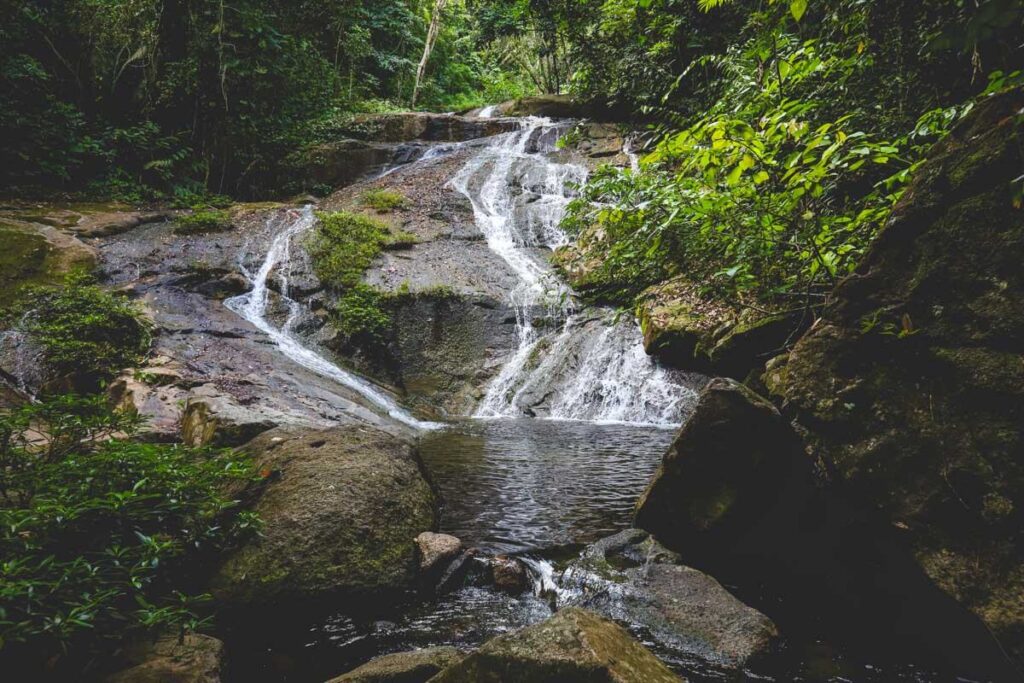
[419,419,675,554]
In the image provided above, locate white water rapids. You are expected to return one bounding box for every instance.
[452,118,695,426]
[225,116,693,430]
[224,206,437,430]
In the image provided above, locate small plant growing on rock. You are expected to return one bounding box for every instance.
[18,272,151,383]
[306,211,390,288]
[383,229,419,249]
[174,209,233,235]
[361,189,408,213]
[334,283,392,341]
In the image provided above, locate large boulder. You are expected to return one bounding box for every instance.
[430,607,681,682]
[105,634,225,683]
[210,426,438,611]
[561,529,778,668]
[326,646,464,683]
[635,378,806,544]
[636,379,1017,679]
[769,86,1024,672]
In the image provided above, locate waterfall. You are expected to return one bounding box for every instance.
[225,206,437,430]
[451,119,696,427]
[478,104,498,118]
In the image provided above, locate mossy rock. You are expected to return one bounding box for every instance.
[210,426,438,612]
[326,646,464,683]
[430,607,681,682]
[0,222,97,313]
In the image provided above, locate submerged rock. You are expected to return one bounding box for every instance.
[771,85,1024,673]
[562,529,778,668]
[210,426,438,611]
[326,646,464,683]
[105,633,225,683]
[430,607,681,682]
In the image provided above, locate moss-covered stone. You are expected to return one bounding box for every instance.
[0,222,96,308]
[776,86,1024,671]
[327,647,464,682]
[210,426,438,611]
[430,607,681,682]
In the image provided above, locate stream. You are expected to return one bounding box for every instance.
[219,116,954,682]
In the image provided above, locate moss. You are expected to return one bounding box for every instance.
[383,229,418,249]
[306,211,390,288]
[0,225,50,304]
[334,284,392,341]
[361,189,408,213]
[173,209,233,235]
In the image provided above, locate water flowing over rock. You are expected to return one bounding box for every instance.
[430,607,682,682]
[451,118,698,426]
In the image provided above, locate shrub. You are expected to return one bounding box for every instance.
[334,284,391,341]
[305,211,390,288]
[19,273,151,382]
[383,229,418,249]
[360,189,408,213]
[0,395,257,662]
[174,209,233,235]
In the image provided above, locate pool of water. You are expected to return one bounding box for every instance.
[419,418,676,554]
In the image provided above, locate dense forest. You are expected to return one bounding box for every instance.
[2,1,1023,682]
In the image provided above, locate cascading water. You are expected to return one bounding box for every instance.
[452,118,695,426]
[225,206,436,430]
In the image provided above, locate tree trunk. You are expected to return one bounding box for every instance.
[410,0,447,108]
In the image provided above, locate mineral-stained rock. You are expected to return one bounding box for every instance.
[210,426,438,611]
[430,607,682,682]
[105,633,225,683]
[326,646,464,683]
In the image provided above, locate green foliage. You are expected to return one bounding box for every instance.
[334,284,392,341]
[361,189,408,213]
[18,273,151,381]
[306,211,392,289]
[563,33,979,307]
[0,395,257,659]
[173,209,233,235]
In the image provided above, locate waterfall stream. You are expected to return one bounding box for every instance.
[452,118,695,426]
[224,206,437,430]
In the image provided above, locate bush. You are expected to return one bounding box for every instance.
[334,284,392,341]
[0,395,257,662]
[305,211,391,288]
[174,209,233,235]
[19,273,151,382]
[361,189,408,213]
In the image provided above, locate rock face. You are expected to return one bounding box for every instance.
[326,646,464,683]
[635,378,805,543]
[105,634,225,683]
[769,86,1024,672]
[210,426,438,611]
[181,383,294,447]
[430,607,681,683]
[562,529,778,668]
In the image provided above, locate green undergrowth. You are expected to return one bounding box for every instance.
[0,395,258,668]
[15,272,151,383]
[174,209,233,235]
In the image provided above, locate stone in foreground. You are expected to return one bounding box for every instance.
[327,646,464,682]
[416,532,463,575]
[563,529,778,668]
[210,426,437,610]
[430,607,682,682]
[105,634,224,683]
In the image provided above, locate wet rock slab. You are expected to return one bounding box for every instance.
[561,529,778,668]
[326,646,464,682]
[430,607,682,682]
